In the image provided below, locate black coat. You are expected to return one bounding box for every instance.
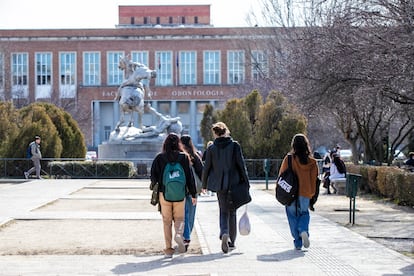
[150,151,197,198]
[202,137,249,192]
[190,152,204,180]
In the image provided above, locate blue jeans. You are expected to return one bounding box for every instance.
[183,194,197,241]
[285,196,310,248]
[217,191,237,245]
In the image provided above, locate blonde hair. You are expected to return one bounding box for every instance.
[212,122,230,137]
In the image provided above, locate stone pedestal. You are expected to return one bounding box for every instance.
[98,139,163,160]
[98,126,165,162]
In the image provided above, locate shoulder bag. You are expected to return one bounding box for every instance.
[275,154,299,206]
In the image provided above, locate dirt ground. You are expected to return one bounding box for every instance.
[0,219,201,255]
[0,185,202,256]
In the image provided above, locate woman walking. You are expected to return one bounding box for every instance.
[180,135,203,251]
[150,133,197,258]
[279,134,319,250]
[202,122,250,253]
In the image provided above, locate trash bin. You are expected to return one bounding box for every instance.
[346,173,362,225]
[346,173,361,198]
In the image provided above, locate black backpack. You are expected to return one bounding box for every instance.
[275,155,299,206]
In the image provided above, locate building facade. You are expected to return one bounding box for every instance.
[0,5,274,149]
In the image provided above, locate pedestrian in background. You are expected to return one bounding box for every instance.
[329,152,347,194]
[24,135,42,180]
[202,140,213,162]
[202,140,215,196]
[322,151,332,194]
[202,122,250,253]
[329,153,346,179]
[404,152,414,167]
[279,133,318,250]
[180,134,203,251]
[150,133,197,258]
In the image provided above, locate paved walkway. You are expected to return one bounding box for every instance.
[0,179,412,276]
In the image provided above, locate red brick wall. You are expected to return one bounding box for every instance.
[118,5,210,25]
[0,26,277,146]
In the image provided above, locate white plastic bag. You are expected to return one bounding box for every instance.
[238,205,251,236]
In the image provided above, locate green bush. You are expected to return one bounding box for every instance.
[396,174,414,206]
[39,103,86,158]
[350,164,414,206]
[19,103,85,158]
[96,161,136,178]
[358,166,370,192]
[367,166,379,193]
[48,161,136,178]
[0,102,86,160]
[202,90,307,159]
[376,167,401,197]
[0,102,19,158]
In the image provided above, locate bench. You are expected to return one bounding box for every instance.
[331,178,347,195]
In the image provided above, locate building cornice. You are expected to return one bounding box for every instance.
[0,27,281,42]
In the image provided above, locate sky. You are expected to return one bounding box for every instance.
[0,0,261,29]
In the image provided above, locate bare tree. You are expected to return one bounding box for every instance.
[248,0,414,164]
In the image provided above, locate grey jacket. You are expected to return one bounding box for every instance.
[202,136,249,192]
[30,142,42,159]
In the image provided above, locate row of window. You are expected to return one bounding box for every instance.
[9,52,75,87]
[1,50,269,89]
[133,16,199,25]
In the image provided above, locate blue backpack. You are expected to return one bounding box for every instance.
[162,161,186,202]
[26,142,33,159]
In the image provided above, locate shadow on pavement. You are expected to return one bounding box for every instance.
[257,249,305,262]
[385,263,414,276]
[111,252,235,274]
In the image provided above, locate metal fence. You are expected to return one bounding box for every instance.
[0,158,281,180]
[0,158,324,180]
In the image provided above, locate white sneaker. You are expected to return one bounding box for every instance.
[24,172,29,179]
[174,234,186,253]
[300,232,310,248]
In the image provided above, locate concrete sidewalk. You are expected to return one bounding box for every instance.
[0,179,412,276]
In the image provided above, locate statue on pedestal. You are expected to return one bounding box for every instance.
[112,56,182,140]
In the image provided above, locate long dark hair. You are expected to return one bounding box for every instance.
[162,133,186,161]
[180,135,201,164]
[291,133,312,165]
[180,135,200,159]
[332,154,346,173]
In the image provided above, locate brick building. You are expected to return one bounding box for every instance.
[0,5,274,150]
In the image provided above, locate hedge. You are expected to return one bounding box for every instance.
[48,161,136,178]
[347,164,414,206]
